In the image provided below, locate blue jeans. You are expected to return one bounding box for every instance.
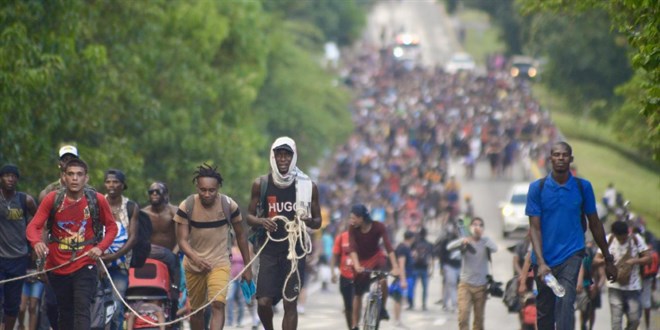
[226,280,245,326]
[608,288,641,330]
[108,267,128,330]
[410,268,429,308]
[533,252,582,330]
[442,264,460,309]
[0,256,28,317]
[48,265,98,330]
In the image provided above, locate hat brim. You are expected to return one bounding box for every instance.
[273,145,294,153]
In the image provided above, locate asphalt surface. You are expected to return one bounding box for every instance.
[244,1,626,329]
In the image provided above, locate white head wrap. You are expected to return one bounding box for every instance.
[270,136,298,188]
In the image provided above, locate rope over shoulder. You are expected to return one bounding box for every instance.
[0,207,314,327]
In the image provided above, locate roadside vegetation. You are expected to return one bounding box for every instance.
[451,1,660,235]
[0,0,371,204]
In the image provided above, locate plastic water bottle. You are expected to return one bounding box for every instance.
[544,274,565,297]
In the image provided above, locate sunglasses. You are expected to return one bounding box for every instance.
[148,189,163,196]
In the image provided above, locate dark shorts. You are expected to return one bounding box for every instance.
[0,256,29,316]
[354,254,388,296]
[256,252,305,305]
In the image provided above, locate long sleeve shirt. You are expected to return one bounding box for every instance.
[448,236,498,286]
[27,191,117,275]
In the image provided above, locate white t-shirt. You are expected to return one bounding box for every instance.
[601,233,648,291]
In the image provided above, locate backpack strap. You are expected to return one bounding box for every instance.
[47,188,101,260]
[184,194,234,230]
[81,188,102,244]
[256,175,268,217]
[220,194,234,232]
[48,188,67,234]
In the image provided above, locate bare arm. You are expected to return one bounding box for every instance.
[350,251,362,273]
[397,254,406,287]
[176,223,211,272]
[389,250,400,277]
[26,194,38,218]
[302,183,322,229]
[513,254,523,276]
[232,218,253,282]
[245,177,277,232]
[518,251,532,294]
[103,202,139,262]
[576,262,584,293]
[587,213,617,282]
[330,252,340,283]
[528,215,549,278]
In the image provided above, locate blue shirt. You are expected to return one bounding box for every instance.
[526,174,597,267]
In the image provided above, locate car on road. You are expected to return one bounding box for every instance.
[509,55,538,79]
[444,52,476,74]
[500,182,531,237]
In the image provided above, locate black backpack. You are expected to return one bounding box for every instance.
[127,201,152,268]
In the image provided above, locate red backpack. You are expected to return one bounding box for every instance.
[642,249,659,279]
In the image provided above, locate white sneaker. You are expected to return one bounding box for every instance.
[394,321,409,329]
[297,305,305,314]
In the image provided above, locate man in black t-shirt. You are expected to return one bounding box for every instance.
[246,137,322,330]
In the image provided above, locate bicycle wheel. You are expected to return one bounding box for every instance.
[362,293,382,330]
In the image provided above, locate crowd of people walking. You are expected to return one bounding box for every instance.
[1,37,659,330]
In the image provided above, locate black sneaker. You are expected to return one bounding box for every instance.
[379,308,390,321]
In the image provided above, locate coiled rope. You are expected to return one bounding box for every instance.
[1,210,313,327]
[100,209,312,327]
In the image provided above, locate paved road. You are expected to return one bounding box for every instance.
[365,0,459,67]
[229,1,656,329]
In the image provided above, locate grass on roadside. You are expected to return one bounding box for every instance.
[534,85,660,235]
[455,9,505,64]
[457,8,659,236]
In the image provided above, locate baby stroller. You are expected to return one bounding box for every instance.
[126,258,173,328]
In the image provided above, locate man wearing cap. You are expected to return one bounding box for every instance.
[246,136,322,330]
[37,145,83,330]
[27,158,118,329]
[0,164,37,330]
[38,145,80,202]
[102,169,139,330]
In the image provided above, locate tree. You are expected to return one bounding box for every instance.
[519,0,660,160]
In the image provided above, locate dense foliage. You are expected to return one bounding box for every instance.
[0,0,365,204]
[451,0,658,161]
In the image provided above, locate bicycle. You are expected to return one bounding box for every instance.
[361,269,391,330]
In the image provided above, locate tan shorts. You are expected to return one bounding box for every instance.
[185,265,231,309]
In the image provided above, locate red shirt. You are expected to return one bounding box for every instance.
[332,231,353,279]
[348,221,393,261]
[26,191,117,275]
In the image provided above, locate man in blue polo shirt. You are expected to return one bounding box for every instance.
[525,141,617,330]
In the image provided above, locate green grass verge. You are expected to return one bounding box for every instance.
[457,8,659,236]
[533,85,660,235]
[456,9,505,64]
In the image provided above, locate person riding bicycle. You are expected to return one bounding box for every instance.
[347,204,401,330]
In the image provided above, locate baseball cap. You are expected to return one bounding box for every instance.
[58,145,79,159]
[272,144,294,153]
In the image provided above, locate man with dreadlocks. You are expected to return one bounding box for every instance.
[246,136,322,330]
[173,163,252,330]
